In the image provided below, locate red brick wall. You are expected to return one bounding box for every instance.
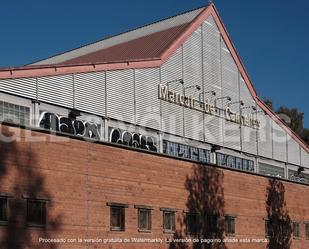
[0,124,308,249]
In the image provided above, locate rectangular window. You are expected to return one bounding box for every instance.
[236,157,243,170]
[242,159,249,171]
[293,222,300,239]
[265,220,272,237]
[138,209,151,231]
[163,140,177,157]
[163,141,210,164]
[217,153,254,172]
[216,153,227,166]
[305,223,309,240]
[178,144,190,159]
[27,199,46,227]
[226,155,236,168]
[0,197,8,223]
[110,206,125,231]
[185,212,198,235]
[259,163,285,178]
[247,160,255,172]
[288,169,309,184]
[225,216,235,236]
[198,148,211,163]
[206,214,218,237]
[191,147,199,161]
[163,211,176,233]
[0,101,30,126]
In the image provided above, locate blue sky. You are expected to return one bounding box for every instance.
[0,0,308,127]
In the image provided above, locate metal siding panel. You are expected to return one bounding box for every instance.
[204,116,224,145]
[272,120,287,162]
[241,126,257,154]
[301,147,309,167]
[239,77,255,105]
[106,69,134,123]
[224,121,241,151]
[38,74,73,108]
[74,71,105,116]
[183,27,203,141]
[135,68,160,130]
[221,39,240,150]
[287,135,300,165]
[160,47,183,136]
[0,77,37,99]
[258,113,273,158]
[202,16,223,145]
[221,40,239,108]
[203,16,221,101]
[183,108,204,141]
[239,76,257,154]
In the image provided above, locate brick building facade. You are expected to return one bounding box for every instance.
[1,124,309,248]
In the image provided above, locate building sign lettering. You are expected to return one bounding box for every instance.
[158,84,260,129]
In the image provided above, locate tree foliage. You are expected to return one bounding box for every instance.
[263,98,309,145]
[266,179,292,249]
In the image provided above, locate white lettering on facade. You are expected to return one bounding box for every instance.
[158,84,260,129]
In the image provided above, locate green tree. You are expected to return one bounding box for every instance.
[264,97,273,110]
[263,98,309,145]
[277,107,304,135]
[301,128,309,145]
[266,179,292,249]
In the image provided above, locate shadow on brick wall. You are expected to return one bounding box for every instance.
[0,125,62,249]
[266,179,292,249]
[169,165,227,249]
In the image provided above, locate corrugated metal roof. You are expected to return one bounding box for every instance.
[30,6,206,65]
[60,23,189,65]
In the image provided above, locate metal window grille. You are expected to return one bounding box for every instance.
[138,209,151,231]
[110,206,125,231]
[0,101,30,126]
[163,211,176,232]
[0,198,8,222]
[27,199,46,227]
[225,216,235,235]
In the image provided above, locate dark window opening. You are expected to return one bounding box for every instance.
[265,220,272,237]
[0,197,8,223]
[206,214,218,237]
[305,223,309,240]
[225,216,235,236]
[110,206,125,231]
[293,222,300,239]
[138,209,151,231]
[185,213,198,235]
[163,211,176,233]
[27,199,46,227]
